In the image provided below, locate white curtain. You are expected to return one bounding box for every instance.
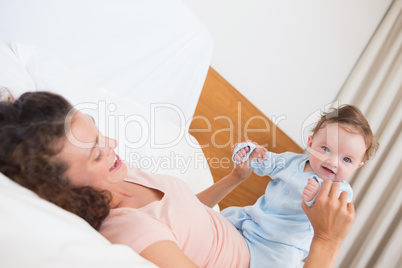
[334,0,402,267]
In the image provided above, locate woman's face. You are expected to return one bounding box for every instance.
[58,111,127,190]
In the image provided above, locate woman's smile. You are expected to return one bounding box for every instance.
[109,154,122,172]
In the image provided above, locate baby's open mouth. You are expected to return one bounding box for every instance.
[322,166,334,174]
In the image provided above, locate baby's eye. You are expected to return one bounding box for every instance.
[343,157,351,163]
[322,146,330,153]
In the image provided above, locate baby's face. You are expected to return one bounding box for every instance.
[307,123,366,182]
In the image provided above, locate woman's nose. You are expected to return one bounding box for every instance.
[99,136,117,154]
[105,137,117,154]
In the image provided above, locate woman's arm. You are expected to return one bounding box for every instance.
[302,179,355,268]
[196,143,266,208]
[196,170,249,208]
[140,240,199,268]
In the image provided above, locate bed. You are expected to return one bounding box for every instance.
[0,0,214,267]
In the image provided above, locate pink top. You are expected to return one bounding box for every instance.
[99,167,250,268]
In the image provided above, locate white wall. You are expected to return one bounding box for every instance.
[183,0,393,147]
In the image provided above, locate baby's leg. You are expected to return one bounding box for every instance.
[302,178,320,202]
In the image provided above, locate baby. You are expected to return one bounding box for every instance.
[221,105,379,268]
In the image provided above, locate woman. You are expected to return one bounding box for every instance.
[0,91,354,267]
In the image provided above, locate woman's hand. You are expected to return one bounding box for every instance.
[196,141,266,208]
[303,179,355,268]
[230,141,267,182]
[302,179,355,244]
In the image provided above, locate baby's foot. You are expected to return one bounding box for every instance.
[302,178,320,202]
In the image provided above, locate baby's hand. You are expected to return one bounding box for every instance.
[232,141,267,164]
[233,146,251,163]
[302,178,320,202]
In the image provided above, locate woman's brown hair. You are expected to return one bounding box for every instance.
[0,89,111,230]
[312,104,379,161]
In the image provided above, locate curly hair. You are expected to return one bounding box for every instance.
[0,89,111,230]
[312,104,379,161]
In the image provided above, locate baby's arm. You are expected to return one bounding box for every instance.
[302,178,320,203]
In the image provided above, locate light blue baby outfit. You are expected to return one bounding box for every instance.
[222,142,353,268]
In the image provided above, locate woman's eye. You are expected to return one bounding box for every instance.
[95,150,103,161]
[343,157,351,163]
[322,146,330,153]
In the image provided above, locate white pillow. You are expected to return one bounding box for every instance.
[0,173,157,268]
[0,41,35,95]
